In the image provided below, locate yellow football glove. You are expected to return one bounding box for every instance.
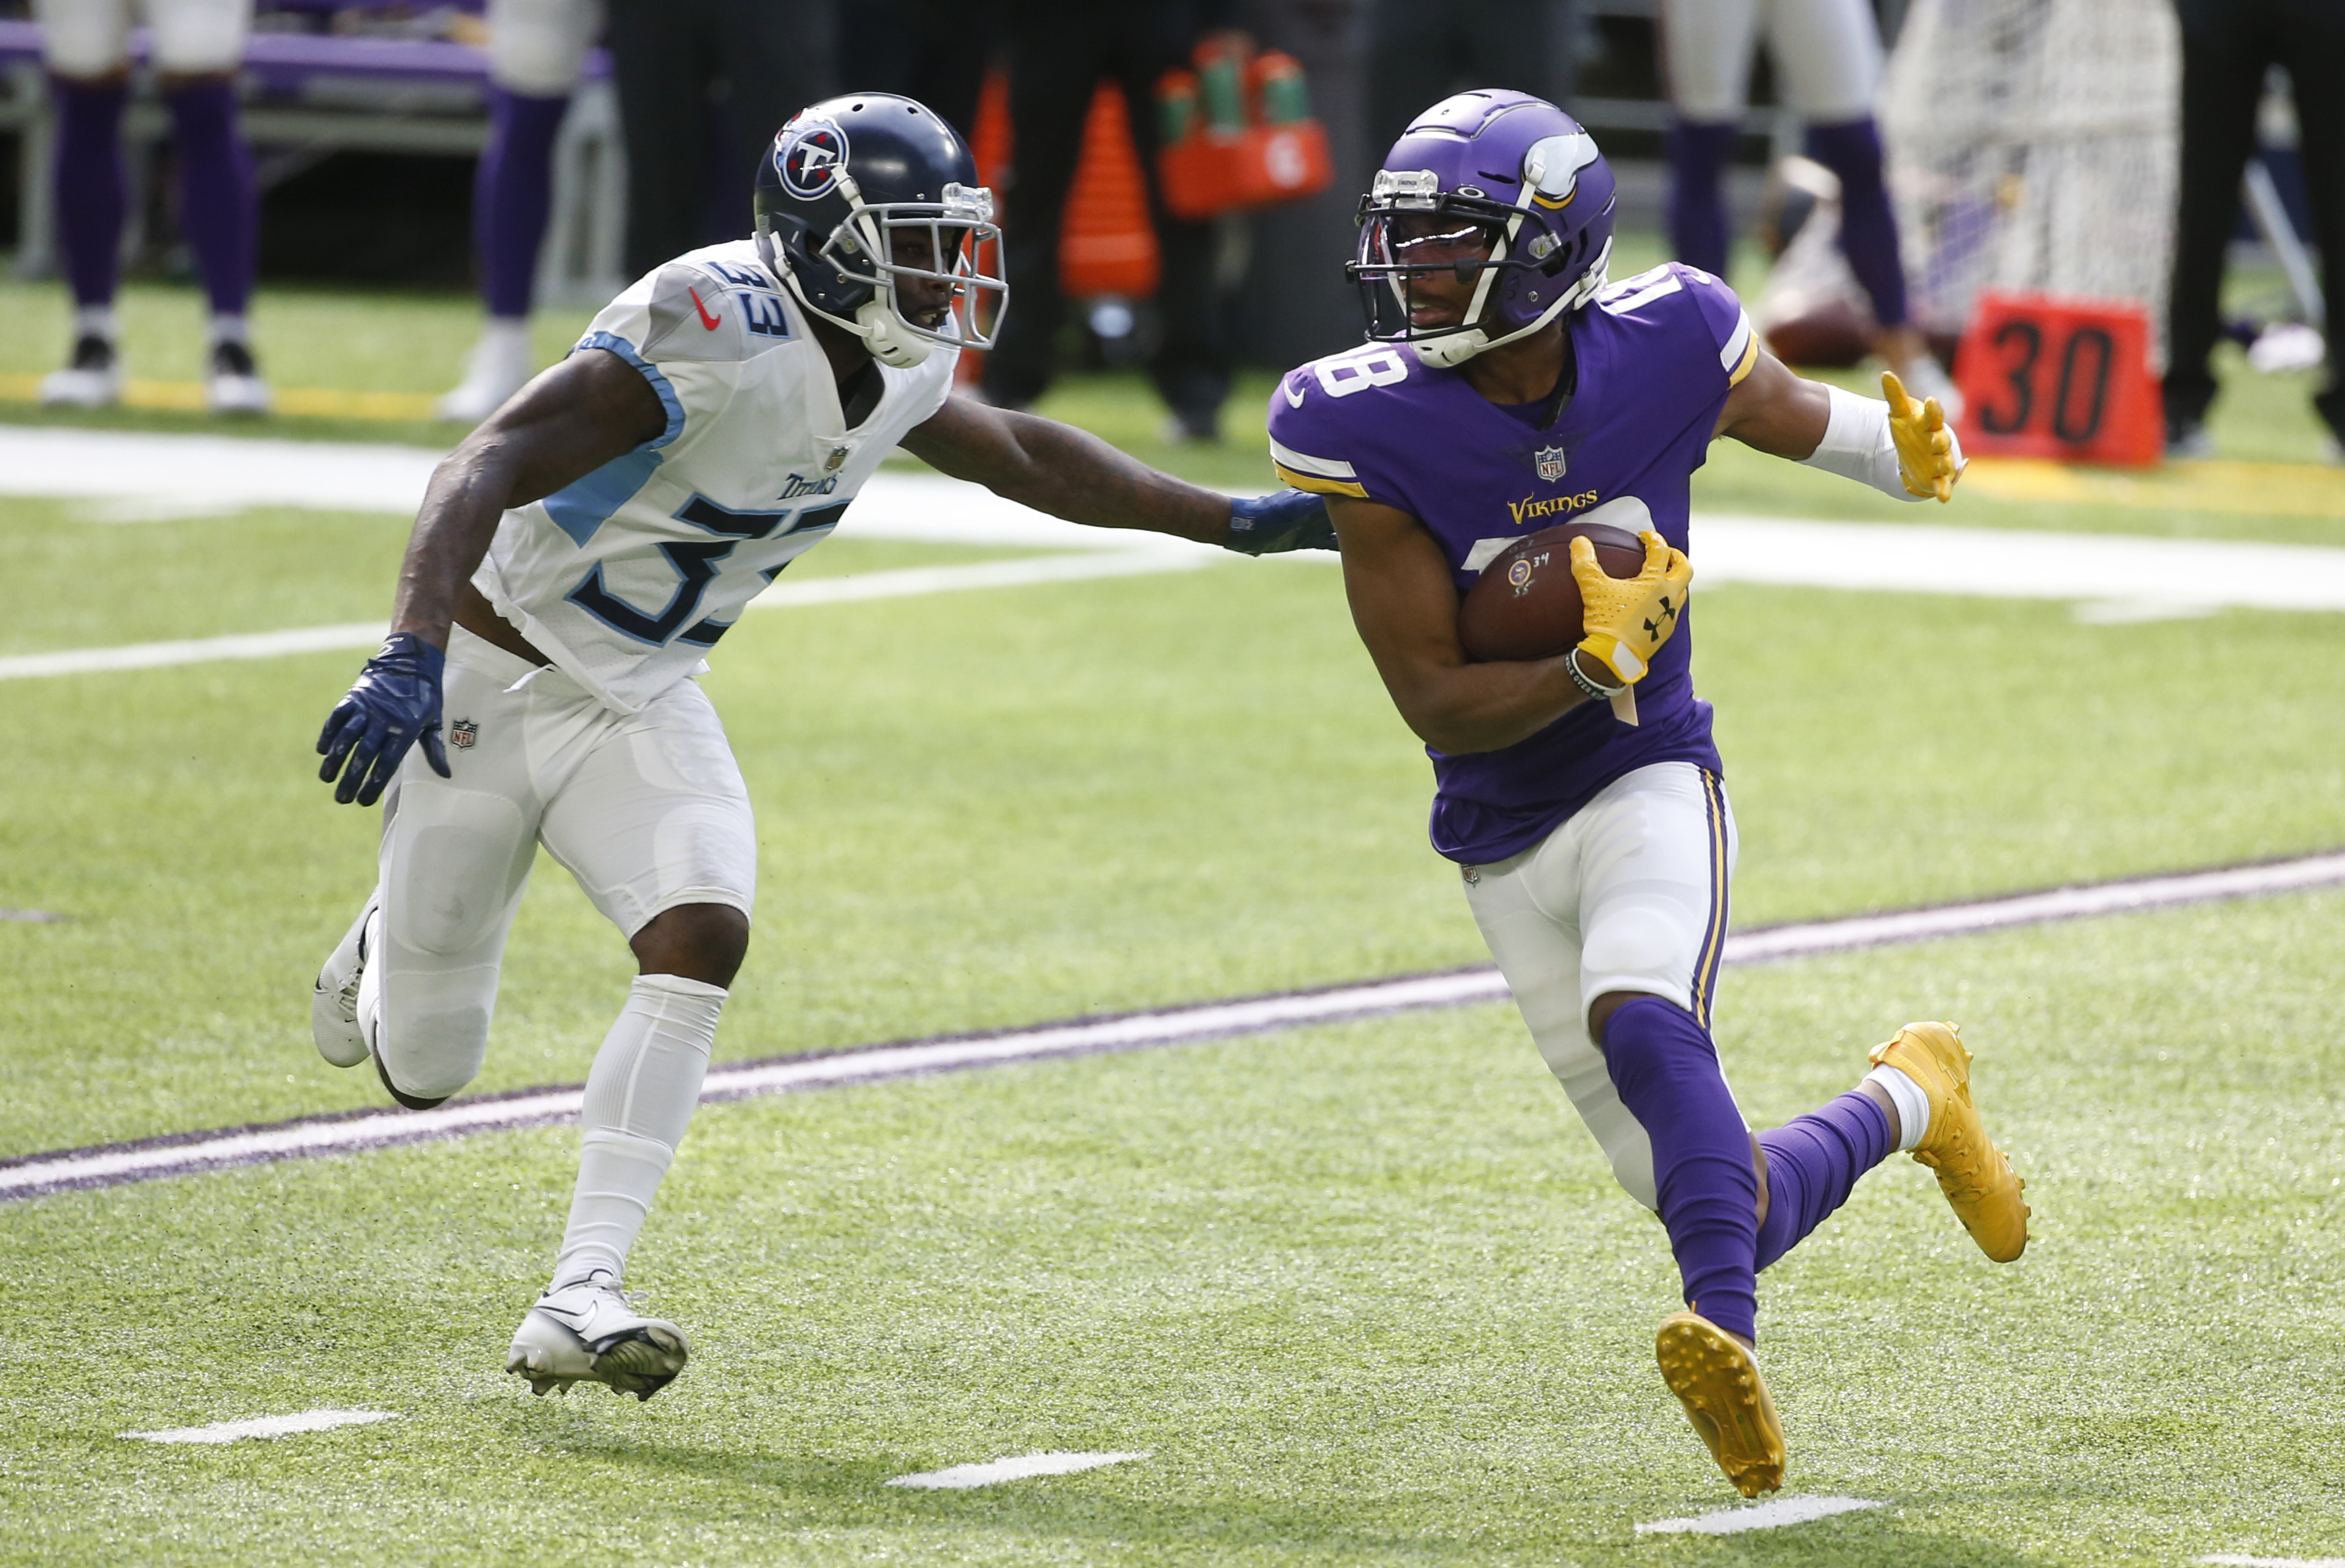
[1573,528,1692,684]
[1883,369,1960,502]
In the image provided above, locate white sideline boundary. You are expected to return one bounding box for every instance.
[885,1451,1149,1490]
[3,850,2340,1204]
[1635,1495,1883,1535]
[122,1409,398,1444]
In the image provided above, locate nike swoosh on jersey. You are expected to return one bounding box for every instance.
[1282,377,1307,408]
[688,287,722,331]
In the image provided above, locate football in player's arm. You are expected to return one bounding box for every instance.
[309,93,1330,1405]
[1266,90,2011,1500]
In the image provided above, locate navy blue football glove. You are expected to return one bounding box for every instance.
[1226,489,1339,555]
[316,632,450,807]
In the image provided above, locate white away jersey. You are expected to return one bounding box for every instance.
[472,240,957,713]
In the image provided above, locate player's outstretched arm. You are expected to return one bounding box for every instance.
[1713,348,1965,503]
[900,394,1335,553]
[1333,495,1631,755]
[316,350,666,806]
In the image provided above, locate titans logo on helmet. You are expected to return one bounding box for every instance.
[778,115,850,200]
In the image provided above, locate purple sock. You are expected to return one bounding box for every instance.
[163,79,257,319]
[1754,1090,1894,1270]
[1666,118,1738,279]
[1804,117,1908,329]
[51,77,128,311]
[475,88,569,319]
[1602,996,1760,1342]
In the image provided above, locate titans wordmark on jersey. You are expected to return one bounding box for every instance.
[471,240,957,713]
[1262,263,1756,863]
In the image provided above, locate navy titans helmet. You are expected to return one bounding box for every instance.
[753,92,1008,368]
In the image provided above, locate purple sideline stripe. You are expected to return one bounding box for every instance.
[3,850,2341,1203]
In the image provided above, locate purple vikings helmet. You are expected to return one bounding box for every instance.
[1349,90,1617,367]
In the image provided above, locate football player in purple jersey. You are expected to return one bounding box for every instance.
[1266,90,2022,1497]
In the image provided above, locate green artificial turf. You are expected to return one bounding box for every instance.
[1,891,2340,1566]
[4,249,2344,1566]
[4,527,2343,1157]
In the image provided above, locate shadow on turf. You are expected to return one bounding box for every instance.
[546,1435,2062,1565]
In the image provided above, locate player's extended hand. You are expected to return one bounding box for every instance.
[1883,370,1961,503]
[1226,489,1338,554]
[1573,528,1692,684]
[316,632,450,807]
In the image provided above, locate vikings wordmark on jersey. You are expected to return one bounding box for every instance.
[1266,263,1759,865]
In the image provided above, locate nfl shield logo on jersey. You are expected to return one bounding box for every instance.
[449,718,479,750]
[1535,445,1567,483]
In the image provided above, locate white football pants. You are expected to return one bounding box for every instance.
[364,626,757,1101]
[35,0,252,76]
[485,0,600,97]
[1657,0,1884,124]
[1459,761,1743,1212]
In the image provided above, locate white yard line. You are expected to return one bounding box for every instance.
[885,1451,1149,1489]
[0,550,1208,682]
[122,1408,398,1444]
[1635,1494,1884,1535]
[3,850,2339,1203]
[2199,1556,2345,1567]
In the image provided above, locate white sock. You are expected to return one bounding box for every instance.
[208,313,250,347]
[1864,1064,1931,1152]
[73,305,119,341]
[550,973,725,1291]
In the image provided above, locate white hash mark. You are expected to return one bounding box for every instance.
[886,1450,1150,1490]
[124,1409,399,1444]
[1636,1494,1885,1535]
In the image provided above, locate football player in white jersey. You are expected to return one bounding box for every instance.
[311,93,1334,1401]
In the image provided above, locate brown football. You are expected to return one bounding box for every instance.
[1457,520,1648,662]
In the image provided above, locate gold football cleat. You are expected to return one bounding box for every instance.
[1870,1021,2030,1261]
[1656,1311,1785,1498]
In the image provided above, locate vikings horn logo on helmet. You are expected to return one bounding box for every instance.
[778,115,850,200]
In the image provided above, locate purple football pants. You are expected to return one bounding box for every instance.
[51,74,254,317]
[473,88,570,319]
[1665,112,1910,331]
[1603,995,1892,1342]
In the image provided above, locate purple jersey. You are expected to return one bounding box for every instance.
[1268,263,1760,864]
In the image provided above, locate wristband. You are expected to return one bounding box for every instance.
[1565,647,1627,701]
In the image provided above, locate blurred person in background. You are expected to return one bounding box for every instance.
[1656,0,1956,406]
[604,0,838,279]
[32,0,268,412]
[2163,0,2345,460]
[1366,0,1577,153]
[438,0,603,423]
[979,1,1236,444]
[840,0,991,144]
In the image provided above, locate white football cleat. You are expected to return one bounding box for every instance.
[435,320,533,424]
[205,340,272,415]
[311,896,379,1069]
[506,1273,691,1401]
[38,335,122,408]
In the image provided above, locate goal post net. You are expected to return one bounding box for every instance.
[1878,0,2182,368]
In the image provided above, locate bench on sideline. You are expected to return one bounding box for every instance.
[0,17,622,306]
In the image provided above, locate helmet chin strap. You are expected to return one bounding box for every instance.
[855,298,932,368]
[1409,234,1613,368]
[757,227,932,369]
